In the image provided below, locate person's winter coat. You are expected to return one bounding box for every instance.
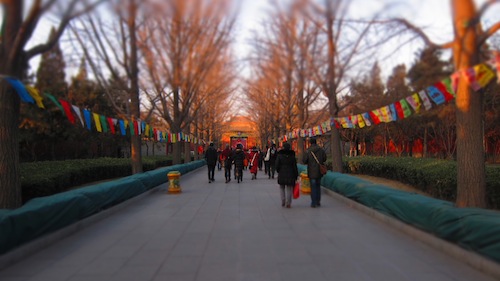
[233,148,246,170]
[275,148,299,186]
[249,150,259,174]
[302,144,327,179]
[205,146,218,166]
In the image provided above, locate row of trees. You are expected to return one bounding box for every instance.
[1,0,499,209]
[1,0,239,209]
[244,0,500,208]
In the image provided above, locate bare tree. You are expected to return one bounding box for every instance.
[247,0,322,157]
[68,0,144,174]
[140,0,236,164]
[306,0,399,172]
[0,0,105,209]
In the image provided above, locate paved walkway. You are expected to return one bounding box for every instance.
[0,167,498,281]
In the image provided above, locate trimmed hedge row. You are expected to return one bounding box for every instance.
[21,157,173,203]
[342,156,500,209]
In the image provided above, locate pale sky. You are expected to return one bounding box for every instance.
[234,0,500,79]
[3,0,499,80]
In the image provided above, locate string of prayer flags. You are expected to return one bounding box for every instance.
[1,76,207,144]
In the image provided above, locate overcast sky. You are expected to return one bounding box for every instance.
[2,0,499,80]
[234,0,500,79]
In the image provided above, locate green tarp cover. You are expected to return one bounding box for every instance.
[297,164,500,263]
[0,160,205,255]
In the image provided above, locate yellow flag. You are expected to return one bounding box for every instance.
[25,86,45,109]
[93,113,102,132]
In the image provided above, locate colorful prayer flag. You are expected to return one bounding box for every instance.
[405,93,421,113]
[93,113,102,132]
[59,99,76,124]
[25,86,45,109]
[5,78,34,103]
[417,90,433,111]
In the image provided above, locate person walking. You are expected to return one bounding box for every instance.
[205,142,218,183]
[249,146,260,180]
[275,142,298,208]
[258,147,264,171]
[232,143,246,183]
[263,145,270,175]
[268,142,278,179]
[302,138,327,208]
[221,144,233,183]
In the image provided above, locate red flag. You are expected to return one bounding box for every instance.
[107,117,116,134]
[434,81,455,102]
[369,110,381,125]
[134,121,139,136]
[334,120,341,129]
[59,99,76,124]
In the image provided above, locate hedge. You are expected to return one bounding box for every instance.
[21,156,173,203]
[342,156,500,209]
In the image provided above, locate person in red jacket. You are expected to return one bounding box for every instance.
[249,146,260,180]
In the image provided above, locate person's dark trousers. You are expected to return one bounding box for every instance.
[269,162,276,178]
[208,165,216,181]
[309,178,322,207]
[224,168,231,182]
[264,161,270,175]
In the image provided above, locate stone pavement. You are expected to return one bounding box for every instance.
[0,167,498,281]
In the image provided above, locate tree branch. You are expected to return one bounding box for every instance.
[478,21,500,46]
[25,0,107,60]
[385,18,455,49]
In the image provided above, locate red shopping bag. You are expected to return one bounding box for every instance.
[293,182,300,199]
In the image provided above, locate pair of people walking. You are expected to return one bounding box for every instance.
[276,138,326,208]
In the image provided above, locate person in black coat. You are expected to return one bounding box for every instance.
[205,142,218,183]
[232,143,246,183]
[275,142,299,208]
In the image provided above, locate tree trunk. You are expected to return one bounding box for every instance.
[128,0,142,174]
[330,128,343,172]
[297,137,304,164]
[0,83,22,209]
[452,0,486,208]
[184,141,191,163]
[173,141,182,164]
[0,1,24,209]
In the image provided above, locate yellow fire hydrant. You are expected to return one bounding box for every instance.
[167,171,182,194]
[300,171,310,194]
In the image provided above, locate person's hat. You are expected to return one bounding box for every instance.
[210,142,214,146]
